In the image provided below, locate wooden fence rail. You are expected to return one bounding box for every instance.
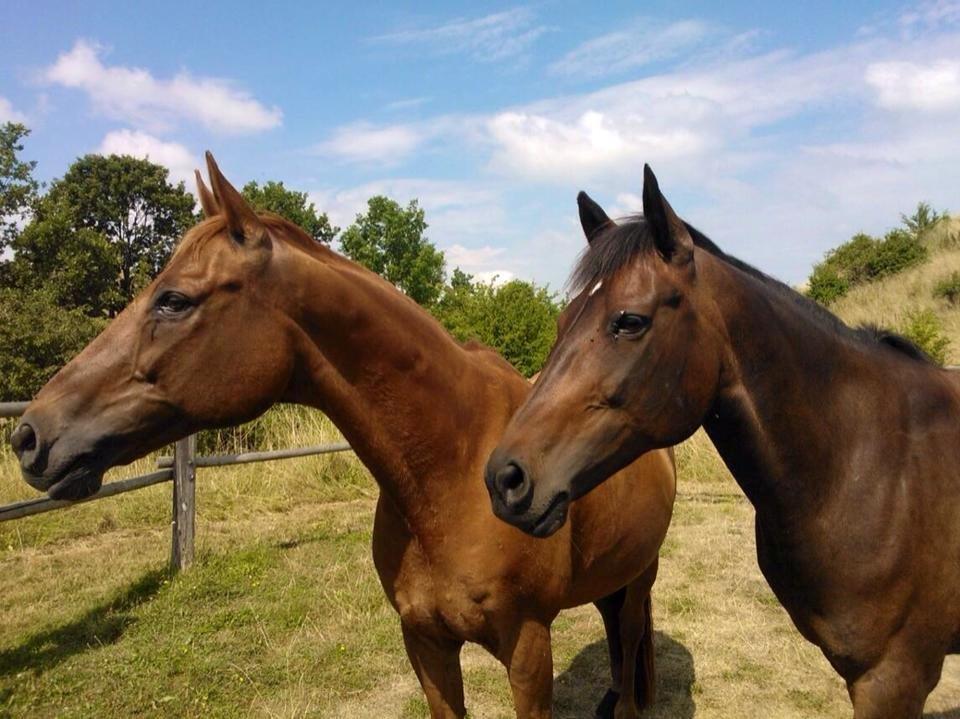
[0,402,29,419]
[0,402,352,571]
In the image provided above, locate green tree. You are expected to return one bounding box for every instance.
[0,287,105,400]
[242,180,338,243]
[339,196,445,306]
[434,268,480,339]
[7,204,120,316]
[434,271,562,377]
[901,202,948,238]
[15,154,195,315]
[0,123,38,251]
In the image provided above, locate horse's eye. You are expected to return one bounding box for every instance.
[155,291,194,318]
[611,312,650,337]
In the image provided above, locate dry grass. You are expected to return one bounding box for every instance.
[1,420,959,717]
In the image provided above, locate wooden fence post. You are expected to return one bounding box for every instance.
[171,434,197,571]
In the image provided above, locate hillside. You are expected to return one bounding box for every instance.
[829,216,960,363]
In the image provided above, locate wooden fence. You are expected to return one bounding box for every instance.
[0,401,352,571]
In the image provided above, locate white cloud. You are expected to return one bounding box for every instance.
[459,47,847,185]
[43,40,281,135]
[372,8,547,62]
[97,129,197,186]
[314,122,425,165]
[0,96,26,124]
[480,34,960,184]
[550,19,713,78]
[866,60,960,111]
[487,109,708,181]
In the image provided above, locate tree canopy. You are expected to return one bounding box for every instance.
[0,123,38,252]
[242,180,338,243]
[434,270,562,377]
[0,287,105,401]
[339,196,445,307]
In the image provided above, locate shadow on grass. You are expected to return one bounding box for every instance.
[554,631,695,718]
[0,567,167,678]
[927,710,960,718]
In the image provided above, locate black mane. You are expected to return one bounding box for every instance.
[568,215,933,365]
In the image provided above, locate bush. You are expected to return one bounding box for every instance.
[870,229,927,277]
[808,229,927,305]
[807,265,849,305]
[934,272,960,305]
[900,309,950,365]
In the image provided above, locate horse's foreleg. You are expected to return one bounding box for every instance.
[594,587,627,718]
[401,623,467,719]
[847,650,941,719]
[501,618,554,719]
[614,563,658,719]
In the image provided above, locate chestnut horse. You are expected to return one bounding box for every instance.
[486,165,960,717]
[10,154,676,719]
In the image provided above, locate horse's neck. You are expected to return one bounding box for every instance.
[278,246,524,529]
[698,254,885,516]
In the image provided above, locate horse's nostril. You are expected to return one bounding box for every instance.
[10,423,37,460]
[495,463,532,513]
[499,463,525,491]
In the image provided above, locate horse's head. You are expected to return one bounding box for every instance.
[11,153,299,499]
[485,166,723,537]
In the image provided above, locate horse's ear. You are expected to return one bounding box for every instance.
[194,170,219,218]
[204,151,270,250]
[642,164,693,265]
[577,191,613,244]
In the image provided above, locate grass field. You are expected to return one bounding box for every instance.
[1,408,959,718]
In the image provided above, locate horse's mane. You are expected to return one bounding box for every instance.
[178,212,336,259]
[569,215,934,365]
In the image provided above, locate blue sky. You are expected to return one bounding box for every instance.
[1,0,959,290]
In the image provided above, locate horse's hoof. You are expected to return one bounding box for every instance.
[595,689,619,718]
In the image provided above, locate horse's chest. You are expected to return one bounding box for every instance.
[375,532,499,645]
[370,500,532,648]
[391,568,496,644]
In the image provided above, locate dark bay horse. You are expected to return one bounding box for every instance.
[9,154,676,719]
[486,165,960,717]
